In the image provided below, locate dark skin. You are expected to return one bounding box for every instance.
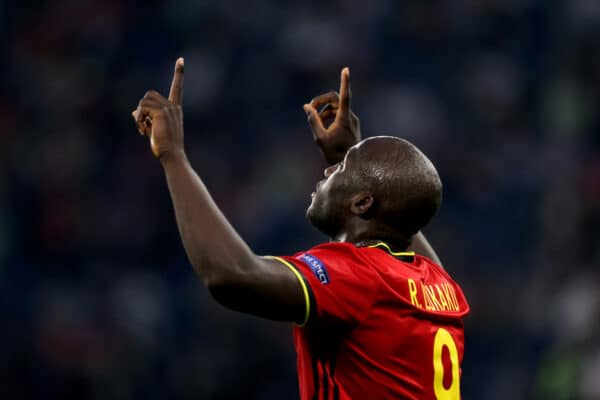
[132,60,440,324]
[303,68,440,263]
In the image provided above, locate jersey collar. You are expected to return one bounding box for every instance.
[356,241,416,261]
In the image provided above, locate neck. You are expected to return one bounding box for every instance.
[332,220,411,251]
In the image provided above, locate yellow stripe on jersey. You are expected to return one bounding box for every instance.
[263,256,311,327]
[367,242,416,257]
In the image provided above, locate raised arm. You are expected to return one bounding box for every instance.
[303,67,361,165]
[131,58,307,324]
[409,231,442,266]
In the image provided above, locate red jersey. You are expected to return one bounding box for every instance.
[271,241,470,400]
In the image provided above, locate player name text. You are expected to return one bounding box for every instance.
[407,279,460,312]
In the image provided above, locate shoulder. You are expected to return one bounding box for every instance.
[415,254,455,281]
[288,243,382,326]
[307,241,360,253]
[290,242,379,284]
[294,242,364,264]
[298,242,374,269]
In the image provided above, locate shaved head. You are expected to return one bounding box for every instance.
[354,136,442,235]
[307,136,442,246]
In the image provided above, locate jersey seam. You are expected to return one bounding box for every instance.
[263,256,311,327]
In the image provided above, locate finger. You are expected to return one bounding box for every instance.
[139,97,165,107]
[135,99,162,128]
[303,103,325,134]
[143,90,168,102]
[168,57,185,106]
[337,67,351,119]
[136,103,168,128]
[318,103,338,115]
[320,108,336,121]
[143,116,153,134]
[132,110,147,135]
[318,103,337,123]
[310,91,339,111]
[137,98,164,115]
[133,106,156,136]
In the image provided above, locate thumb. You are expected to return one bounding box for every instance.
[303,104,325,135]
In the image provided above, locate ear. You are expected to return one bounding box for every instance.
[349,191,374,216]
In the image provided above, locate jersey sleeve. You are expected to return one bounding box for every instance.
[272,243,380,327]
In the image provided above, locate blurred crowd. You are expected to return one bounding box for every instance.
[1,0,599,399]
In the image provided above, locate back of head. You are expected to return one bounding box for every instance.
[355,136,442,238]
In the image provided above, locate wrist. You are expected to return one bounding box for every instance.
[159,148,188,168]
[321,148,347,165]
[319,141,356,165]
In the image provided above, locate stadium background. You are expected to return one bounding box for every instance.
[1,0,599,398]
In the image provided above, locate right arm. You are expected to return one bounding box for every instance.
[131,58,308,324]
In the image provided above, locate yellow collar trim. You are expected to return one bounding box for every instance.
[367,242,415,257]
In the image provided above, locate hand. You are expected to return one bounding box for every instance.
[303,67,361,165]
[132,57,185,162]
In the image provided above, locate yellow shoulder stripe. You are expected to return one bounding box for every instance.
[368,242,415,257]
[263,256,310,327]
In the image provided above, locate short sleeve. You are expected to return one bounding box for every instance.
[275,243,380,326]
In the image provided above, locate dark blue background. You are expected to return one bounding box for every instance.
[1,0,599,398]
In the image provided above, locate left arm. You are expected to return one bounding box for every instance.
[409,231,442,266]
[303,67,361,165]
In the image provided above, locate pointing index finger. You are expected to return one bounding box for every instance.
[168,57,185,106]
[337,67,351,119]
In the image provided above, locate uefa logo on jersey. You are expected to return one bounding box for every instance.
[299,253,330,285]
